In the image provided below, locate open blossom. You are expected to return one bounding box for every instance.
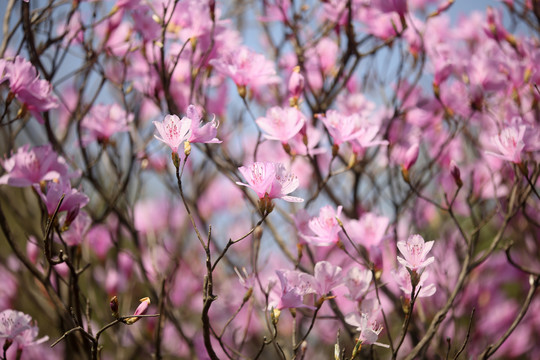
[236,162,303,202]
[0,144,71,187]
[0,56,58,122]
[0,310,48,349]
[345,312,389,348]
[184,105,221,144]
[303,205,343,246]
[209,46,279,90]
[311,261,343,296]
[153,114,192,153]
[82,103,133,144]
[345,266,373,301]
[33,177,89,217]
[256,106,306,144]
[392,266,436,299]
[397,234,435,271]
[269,270,316,310]
[485,124,526,164]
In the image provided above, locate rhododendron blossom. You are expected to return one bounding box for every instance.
[256,106,306,144]
[485,124,526,164]
[0,56,58,122]
[0,310,48,349]
[0,145,70,187]
[153,114,192,153]
[82,103,134,144]
[185,105,221,144]
[392,266,437,299]
[236,162,303,202]
[345,312,389,348]
[303,205,343,246]
[397,234,435,271]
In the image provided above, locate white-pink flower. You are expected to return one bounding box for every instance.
[153,114,192,153]
[397,234,435,271]
[392,266,436,299]
[345,266,373,301]
[185,105,221,144]
[236,162,303,202]
[256,106,306,144]
[0,310,48,349]
[303,205,343,246]
[345,312,389,348]
[485,124,526,164]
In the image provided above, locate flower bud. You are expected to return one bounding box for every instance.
[110,296,119,319]
[125,297,150,325]
[450,160,462,187]
[184,141,191,157]
[288,66,304,100]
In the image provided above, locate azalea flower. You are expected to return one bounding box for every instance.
[184,105,221,144]
[0,56,58,122]
[345,266,373,301]
[392,265,437,299]
[256,106,306,144]
[345,312,389,348]
[236,162,303,203]
[0,310,48,350]
[485,124,526,164]
[209,46,279,92]
[302,205,343,246]
[81,103,133,145]
[153,114,192,153]
[0,145,71,187]
[397,234,435,271]
[269,270,316,310]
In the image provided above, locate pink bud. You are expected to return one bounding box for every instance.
[134,297,150,316]
[403,143,419,171]
[450,160,462,187]
[288,66,304,99]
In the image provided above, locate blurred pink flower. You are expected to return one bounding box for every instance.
[82,103,133,144]
[209,46,279,89]
[256,106,306,144]
[312,261,342,296]
[303,205,343,246]
[397,234,435,271]
[0,56,58,122]
[0,310,48,350]
[185,105,221,144]
[344,266,372,301]
[153,114,192,153]
[0,145,70,187]
[236,162,303,202]
[485,124,526,164]
[270,270,316,310]
[392,266,436,299]
[33,177,89,217]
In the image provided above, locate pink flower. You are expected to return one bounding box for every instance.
[0,56,58,122]
[81,103,133,144]
[153,114,192,153]
[312,261,342,296]
[270,270,316,310]
[344,266,372,301]
[345,312,389,348]
[256,106,306,144]
[397,234,435,271]
[0,145,70,187]
[485,125,526,164]
[288,67,304,99]
[209,46,279,89]
[0,310,48,350]
[303,205,343,246]
[402,143,420,171]
[125,297,151,325]
[236,162,303,203]
[184,105,221,144]
[392,266,436,299]
[320,111,376,147]
[33,177,89,217]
